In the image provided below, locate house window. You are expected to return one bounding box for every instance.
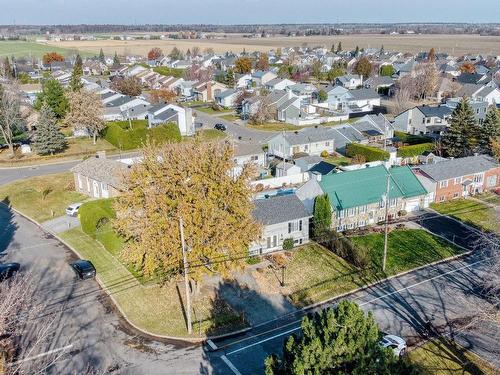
[348,223,355,229]
[299,220,303,231]
[288,222,292,234]
[439,180,448,188]
[454,177,462,185]
[359,205,367,214]
[358,220,366,227]
[77,174,83,189]
[380,199,385,208]
[347,208,355,217]
[325,142,330,147]
[338,210,345,218]
[439,196,445,202]
[473,174,483,183]
[390,198,397,207]
[304,145,308,151]
[251,155,259,161]
[487,175,497,187]
[453,192,460,198]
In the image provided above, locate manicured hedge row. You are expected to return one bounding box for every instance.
[79,198,116,238]
[397,142,435,158]
[102,121,181,150]
[394,131,433,145]
[346,143,390,162]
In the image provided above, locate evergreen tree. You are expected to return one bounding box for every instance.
[69,54,83,92]
[442,97,479,157]
[337,41,342,53]
[331,43,336,53]
[34,79,68,119]
[354,45,360,56]
[313,194,332,238]
[32,105,66,155]
[225,68,235,87]
[479,106,500,155]
[99,48,106,64]
[265,301,419,375]
[113,51,120,65]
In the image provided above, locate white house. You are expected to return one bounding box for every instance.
[268,127,336,159]
[147,103,195,136]
[265,78,296,91]
[393,105,453,136]
[249,194,311,255]
[215,89,239,108]
[335,74,363,89]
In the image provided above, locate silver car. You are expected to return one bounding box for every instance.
[66,203,83,217]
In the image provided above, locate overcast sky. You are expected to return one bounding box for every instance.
[2,0,500,24]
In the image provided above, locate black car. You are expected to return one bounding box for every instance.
[70,260,96,280]
[214,123,226,131]
[0,263,20,281]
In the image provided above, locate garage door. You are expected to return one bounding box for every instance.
[405,199,420,212]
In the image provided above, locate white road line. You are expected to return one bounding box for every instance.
[11,344,73,364]
[207,339,218,350]
[227,326,301,356]
[221,354,243,375]
[225,258,485,357]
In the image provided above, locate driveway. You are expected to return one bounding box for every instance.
[41,215,81,234]
[0,204,221,374]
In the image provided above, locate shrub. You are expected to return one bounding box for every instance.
[397,142,435,158]
[394,131,433,145]
[283,238,294,250]
[320,150,329,157]
[103,121,181,150]
[318,229,369,269]
[79,198,116,238]
[346,143,390,162]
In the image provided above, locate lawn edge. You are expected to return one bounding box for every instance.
[1,202,252,343]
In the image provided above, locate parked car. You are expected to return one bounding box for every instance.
[380,334,407,357]
[0,262,20,281]
[214,123,226,131]
[66,203,83,217]
[70,260,96,280]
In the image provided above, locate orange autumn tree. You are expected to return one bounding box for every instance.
[147,47,163,61]
[114,141,261,282]
[42,52,65,65]
[459,62,476,74]
[149,89,177,104]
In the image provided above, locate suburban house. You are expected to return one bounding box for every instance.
[310,165,429,231]
[336,74,363,89]
[235,73,252,89]
[71,153,130,199]
[251,70,277,87]
[364,76,395,95]
[268,127,336,159]
[445,99,489,123]
[265,78,296,91]
[103,95,150,121]
[232,143,268,178]
[249,194,311,255]
[147,103,195,136]
[393,105,453,136]
[192,81,227,102]
[215,89,239,108]
[456,84,500,106]
[414,154,500,203]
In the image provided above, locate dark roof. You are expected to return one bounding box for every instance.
[417,105,452,119]
[253,195,310,225]
[348,88,379,100]
[456,73,485,84]
[308,161,336,175]
[155,108,178,122]
[418,155,498,181]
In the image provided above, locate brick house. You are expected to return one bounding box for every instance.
[71,153,130,199]
[414,154,500,203]
[297,165,428,232]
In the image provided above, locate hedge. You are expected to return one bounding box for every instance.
[397,142,435,158]
[394,131,433,145]
[102,121,181,150]
[346,143,390,162]
[79,198,116,238]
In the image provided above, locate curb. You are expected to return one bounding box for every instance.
[1,202,251,344]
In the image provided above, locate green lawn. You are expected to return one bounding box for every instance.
[0,173,87,222]
[323,155,351,166]
[152,66,185,78]
[247,122,304,131]
[474,192,500,207]
[257,230,462,307]
[430,199,499,233]
[409,338,497,375]
[221,114,240,122]
[0,40,93,58]
[60,228,246,337]
[196,107,234,114]
[194,129,227,141]
[350,229,463,275]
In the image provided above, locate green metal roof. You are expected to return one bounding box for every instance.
[319,165,428,211]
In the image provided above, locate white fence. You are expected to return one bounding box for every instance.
[251,173,310,189]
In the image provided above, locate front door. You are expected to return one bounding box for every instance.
[92,180,99,198]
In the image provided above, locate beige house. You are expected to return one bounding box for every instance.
[71,152,130,199]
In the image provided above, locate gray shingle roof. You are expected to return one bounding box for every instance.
[417,105,453,119]
[253,194,310,225]
[348,88,379,100]
[71,157,130,189]
[418,155,498,181]
[283,127,337,145]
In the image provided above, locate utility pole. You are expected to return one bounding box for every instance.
[382,170,391,272]
[179,217,192,334]
[282,129,286,175]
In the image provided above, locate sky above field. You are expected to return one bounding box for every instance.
[2,0,500,24]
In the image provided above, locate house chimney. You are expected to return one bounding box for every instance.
[207,81,213,101]
[96,150,107,159]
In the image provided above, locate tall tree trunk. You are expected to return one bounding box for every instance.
[8,142,14,157]
[93,131,97,145]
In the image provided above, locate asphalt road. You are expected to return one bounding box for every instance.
[194,110,276,144]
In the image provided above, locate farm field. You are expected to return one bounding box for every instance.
[0,40,93,58]
[45,33,500,56]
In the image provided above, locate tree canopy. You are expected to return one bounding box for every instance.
[114,141,261,282]
[235,57,253,74]
[64,90,105,144]
[34,79,68,119]
[354,57,373,78]
[313,194,332,238]
[32,105,66,155]
[42,52,65,66]
[442,97,479,157]
[148,47,163,61]
[255,53,270,71]
[69,54,83,92]
[479,106,500,155]
[110,76,142,96]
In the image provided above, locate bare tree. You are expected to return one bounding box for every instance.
[0,82,25,157]
[249,96,275,125]
[64,90,105,144]
[0,274,70,375]
[393,86,412,115]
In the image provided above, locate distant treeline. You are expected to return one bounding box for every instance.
[0,23,499,36]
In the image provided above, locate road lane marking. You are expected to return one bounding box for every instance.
[206,339,218,350]
[221,354,243,375]
[11,344,73,364]
[225,258,486,356]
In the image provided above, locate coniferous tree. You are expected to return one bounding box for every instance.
[113,51,120,65]
[32,105,66,155]
[336,42,342,53]
[69,54,83,92]
[34,79,68,119]
[313,194,332,238]
[479,106,500,155]
[442,97,479,157]
[225,68,235,87]
[265,301,419,375]
[99,48,106,64]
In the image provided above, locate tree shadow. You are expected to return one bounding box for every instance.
[0,197,18,257]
